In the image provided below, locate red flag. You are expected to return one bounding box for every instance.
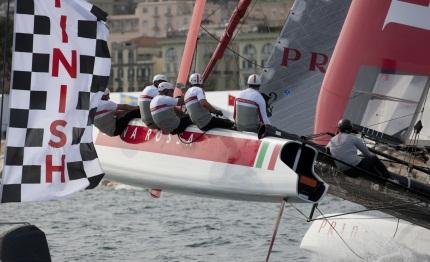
[228,94,236,106]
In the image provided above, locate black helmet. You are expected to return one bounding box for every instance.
[338,119,353,133]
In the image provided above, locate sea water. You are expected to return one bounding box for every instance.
[0,184,425,261]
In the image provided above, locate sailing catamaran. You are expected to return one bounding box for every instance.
[95,0,330,204]
[93,0,430,259]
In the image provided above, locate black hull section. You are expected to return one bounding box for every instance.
[316,155,430,230]
[0,224,51,261]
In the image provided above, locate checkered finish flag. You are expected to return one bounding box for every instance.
[0,0,111,202]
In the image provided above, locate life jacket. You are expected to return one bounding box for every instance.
[138,85,158,128]
[235,99,261,132]
[184,86,212,129]
[150,96,180,133]
[94,100,117,136]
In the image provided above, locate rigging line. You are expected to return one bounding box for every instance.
[283,212,308,221]
[192,37,198,73]
[316,207,365,260]
[364,112,415,128]
[392,218,400,239]
[257,0,271,34]
[203,1,226,22]
[306,216,398,221]
[200,25,267,69]
[0,0,11,155]
[231,0,257,42]
[234,41,240,88]
[288,202,308,220]
[420,86,428,116]
[289,202,403,221]
[299,200,425,222]
[409,132,420,172]
[399,131,420,175]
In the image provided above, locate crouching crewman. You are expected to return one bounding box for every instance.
[185,73,234,131]
[150,82,192,134]
[95,88,141,136]
[328,119,390,178]
[234,74,271,133]
[138,74,168,129]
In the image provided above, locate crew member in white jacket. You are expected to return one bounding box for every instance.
[234,74,271,133]
[328,119,390,178]
[185,73,234,131]
[138,74,167,129]
[150,82,192,134]
[95,88,140,136]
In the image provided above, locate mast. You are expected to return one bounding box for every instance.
[405,78,430,145]
[202,0,252,82]
[174,0,207,97]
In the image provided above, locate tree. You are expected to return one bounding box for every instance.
[0,16,13,86]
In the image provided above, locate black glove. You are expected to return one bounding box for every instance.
[261,93,270,103]
[214,110,223,116]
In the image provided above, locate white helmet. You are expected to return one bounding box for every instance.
[103,88,110,96]
[158,82,174,92]
[189,73,203,86]
[247,74,261,86]
[153,74,168,83]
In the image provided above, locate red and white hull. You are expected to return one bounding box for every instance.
[94,120,327,203]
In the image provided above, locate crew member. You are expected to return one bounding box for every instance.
[150,82,192,134]
[95,88,141,136]
[138,74,168,129]
[327,119,390,178]
[184,73,234,131]
[234,74,271,132]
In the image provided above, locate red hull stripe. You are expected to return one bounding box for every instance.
[95,125,262,167]
[268,144,281,170]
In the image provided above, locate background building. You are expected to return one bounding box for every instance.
[90,0,294,92]
[107,1,195,43]
[90,0,137,15]
[110,36,163,91]
[159,31,278,92]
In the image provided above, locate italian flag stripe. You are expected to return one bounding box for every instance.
[268,144,281,170]
[255,141,270,168]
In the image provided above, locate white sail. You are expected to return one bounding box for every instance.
[260,0,351,135]
[361,74,426,133]
[344,69,429,143]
